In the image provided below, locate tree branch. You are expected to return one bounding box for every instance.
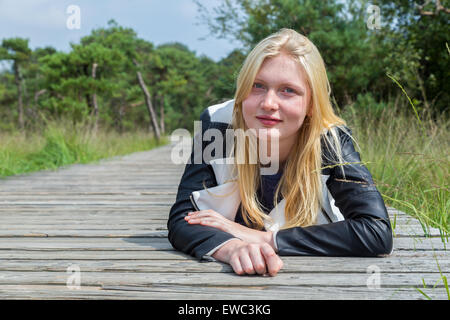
[415,0,450,16]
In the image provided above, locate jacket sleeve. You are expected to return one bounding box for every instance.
[167,109,238,260]
[275,126,394,257]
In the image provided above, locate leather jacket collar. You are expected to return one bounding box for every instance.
[190,157,345,232]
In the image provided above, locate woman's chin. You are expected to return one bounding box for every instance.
[256,128,281,142]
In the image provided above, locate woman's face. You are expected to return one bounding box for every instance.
[242,53,311,162]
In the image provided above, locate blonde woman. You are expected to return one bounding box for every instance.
[168,28,393,277]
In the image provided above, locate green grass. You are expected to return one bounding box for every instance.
[342,94,449,300]
[341,98,449,238]
[0,119,169,178]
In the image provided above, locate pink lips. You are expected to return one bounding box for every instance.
[256,116,282,126]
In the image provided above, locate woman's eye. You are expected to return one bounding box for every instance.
[253,83,264,89]
[283,87,296,94]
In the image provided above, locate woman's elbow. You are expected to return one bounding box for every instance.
[371,218,394,257]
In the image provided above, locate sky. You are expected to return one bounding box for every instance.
[0,0,239,62]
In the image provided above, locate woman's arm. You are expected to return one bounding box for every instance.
[167,109,238,260]
[275,127,394,257]
[212,239,283,276]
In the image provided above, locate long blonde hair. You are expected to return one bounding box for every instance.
[232,28,348,230]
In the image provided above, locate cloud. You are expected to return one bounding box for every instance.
[0,0,237,61]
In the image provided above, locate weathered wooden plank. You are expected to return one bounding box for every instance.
[0,236,446,251]
[0,212,444,239]
[101,284,448,300]
[0,202,172,207]
[0,217,432,228]
[0,208,171,214]
[0,218,419,228]
[0,171,181,177]
[0,256,448,274]
[0,250,190,260]
[0,187,178,193]
[0,271,447,289]
[0,228,444,238]
[0,230,168,237]
[0,216,430,226]
[0,197,176,204]
[4,213,441,238]
[0,284,446,300]
[0,181,180,186]
[392,223,444,238]
[0,237,172,250]
[0,215,443,238]
[0,217,169,222]
[0,191,177,196]
[0,248,446,261]
[0,211,170,220]
[0,213,417,224]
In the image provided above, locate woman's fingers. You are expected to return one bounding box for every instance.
[238,248,256,275]
[185,210,233,233]
[187,210,220,218]
[185,211,219,223]
[185,216,229,232]
[229,254,244,275]
[260,243,283,276]
[228,243,280,276]
[248,244,268,275]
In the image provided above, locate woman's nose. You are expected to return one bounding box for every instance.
[260,90,279,111]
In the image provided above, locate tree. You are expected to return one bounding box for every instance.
[79,20,163,137]
[0,38,32,130]
[375,0,450,113]
[194,0,387,106]
[194,0,449,113]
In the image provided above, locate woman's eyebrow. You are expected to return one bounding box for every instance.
[254,78,304,91]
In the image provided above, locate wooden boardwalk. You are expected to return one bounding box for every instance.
[0,140,448,300]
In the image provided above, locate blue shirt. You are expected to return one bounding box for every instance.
[257,169,284,213]
[234,167,284,228]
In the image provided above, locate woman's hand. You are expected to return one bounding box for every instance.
[212,239,283,276]
[185,209,275,249]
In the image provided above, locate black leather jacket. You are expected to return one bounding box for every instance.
[167,101,393,260]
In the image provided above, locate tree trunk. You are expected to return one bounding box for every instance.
[159,95,165,135]
[33,89,47,123]
[91,63,99,133]
[344,90,353,106]
[13,63,24,131]
[136,70,160,141]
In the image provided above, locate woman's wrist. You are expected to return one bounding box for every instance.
[264,231,277,251]
[212,238,244,262]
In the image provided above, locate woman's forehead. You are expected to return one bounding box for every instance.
[256,54,307,85]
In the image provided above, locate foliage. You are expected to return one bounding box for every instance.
[0,19,241,133]
[195,0,449,112]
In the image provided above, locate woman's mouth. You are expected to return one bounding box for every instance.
[256,116,282,126]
